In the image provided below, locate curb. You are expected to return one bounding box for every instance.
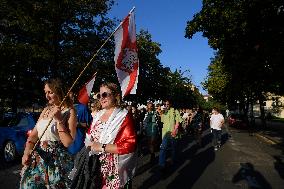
[254,133,279,145]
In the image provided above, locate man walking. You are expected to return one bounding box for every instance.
[210,107,224,151]
[158,99,183,170]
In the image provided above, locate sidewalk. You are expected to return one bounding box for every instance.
[253,118,284,146]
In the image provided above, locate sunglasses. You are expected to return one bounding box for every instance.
[97,92,112,99]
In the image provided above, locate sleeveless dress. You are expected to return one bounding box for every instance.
[20,109,73,189]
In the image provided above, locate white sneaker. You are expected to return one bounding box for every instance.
[214,147,218,151]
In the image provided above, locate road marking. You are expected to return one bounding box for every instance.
[254,133,277,145]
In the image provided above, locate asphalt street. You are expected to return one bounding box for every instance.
[0,126,283,189]
[132,127,284,189]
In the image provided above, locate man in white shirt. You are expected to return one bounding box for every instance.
[210,107,224,151]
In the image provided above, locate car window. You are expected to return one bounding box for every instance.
[17,117,29,127]
[8,116,22,126]
[7,114,30,127]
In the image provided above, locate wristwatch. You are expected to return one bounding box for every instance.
[102,144,107,153]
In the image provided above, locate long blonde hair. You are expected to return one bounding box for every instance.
[44,78,73,108]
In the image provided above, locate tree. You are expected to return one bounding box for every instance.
[185,0,284,114]
[0,0,116,111]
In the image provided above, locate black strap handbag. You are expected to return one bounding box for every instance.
[69,146,102,189]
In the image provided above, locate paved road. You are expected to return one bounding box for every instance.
[132,127,284,189]
[1,126,283,189]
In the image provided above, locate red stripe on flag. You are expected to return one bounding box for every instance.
[116,15,130,72]
[125,63,138,96]
[77,86,89,105]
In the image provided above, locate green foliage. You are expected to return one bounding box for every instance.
[0,1,202,111]
[185,0,284,109]
[0,0,115,111]
[202,52,233,104]
[127,30,196,108]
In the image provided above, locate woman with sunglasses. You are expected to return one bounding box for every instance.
[85,82,137,188]
[20,78,77,188]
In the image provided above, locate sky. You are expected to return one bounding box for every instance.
[108,0,215,94]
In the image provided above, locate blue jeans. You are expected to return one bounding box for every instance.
[159,134,176,167]
[212,129,222,147]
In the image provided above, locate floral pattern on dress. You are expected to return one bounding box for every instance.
[88,120,121,189]
[20,141,73,189]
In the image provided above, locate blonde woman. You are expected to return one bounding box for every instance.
[20,78,77,188]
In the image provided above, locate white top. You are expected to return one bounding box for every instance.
[182,112,189,119]
[36,109,70,141]
[210,113,224,130]
[36,119,60,141]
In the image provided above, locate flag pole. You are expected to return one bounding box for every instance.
[30,7,136,154]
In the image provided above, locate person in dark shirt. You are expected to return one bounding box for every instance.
[68,92,91,155]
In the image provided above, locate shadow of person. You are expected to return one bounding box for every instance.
[137,137,199,189]
[167,146,215,189]
[221,132,230,145]
[232,162,272,189]
[274,156,284,179]
[0,155,21,171]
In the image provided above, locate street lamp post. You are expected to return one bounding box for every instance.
[237,100,240,114]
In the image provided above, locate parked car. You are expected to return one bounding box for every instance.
[228,114,248,128]
[0,112,40,162]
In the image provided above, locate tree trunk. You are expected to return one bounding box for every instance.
[259,99,266,128]
[250,100,255,127]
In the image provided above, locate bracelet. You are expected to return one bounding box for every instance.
[27,140,35,144]
[102,144,107,153]
[58,130,68,133]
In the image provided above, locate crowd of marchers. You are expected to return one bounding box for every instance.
[19,78,224,189]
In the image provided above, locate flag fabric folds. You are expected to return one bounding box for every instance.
[77,74,96,105]
[114,10,139,98]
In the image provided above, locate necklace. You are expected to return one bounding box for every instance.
[42,105,53,119]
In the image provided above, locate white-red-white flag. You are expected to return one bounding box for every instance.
[77,73,96,105]
[114,10,139,98]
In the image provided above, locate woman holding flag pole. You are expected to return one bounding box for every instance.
[20,78,77,188]
[73,7,138,188]
[20,6,138,189]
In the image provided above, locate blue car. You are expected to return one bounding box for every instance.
[0,112,40,162]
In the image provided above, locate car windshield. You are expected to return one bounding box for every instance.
[7,115,23,127]
[0,112,40,127]
[1,113,30,127]
[0,117,14,126]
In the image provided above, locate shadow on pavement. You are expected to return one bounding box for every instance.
[253,119,284,180]
[274,156,284,180]
[0,155,21,170]
[167,146,215,189]
[232,162,272,189]
[136,128,230,189]
[137,135,199,189]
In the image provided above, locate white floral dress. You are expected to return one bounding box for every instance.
[88,120,121,189]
